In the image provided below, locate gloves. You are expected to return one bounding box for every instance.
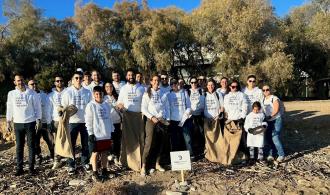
[89,135,96,152]
[6,121,12,132]
[248,128,254,134]
[35,119,42,131]
[218,112,224,119]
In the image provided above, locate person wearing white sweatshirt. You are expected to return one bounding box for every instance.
[242,75,263,113]
[112,70,126,94]
[48,75,66,169]
[116,69,145,172]
[244,101,267,163]
[103,81,122,165]
[159,71,171,95]
[6,74,42,176]
[28,79,53,165]
[86,70,104,92]
[167,78,194,159]
[61,71,92,174]
[85,86,114,182]
[188,77,205,156]
[141,75,170,176]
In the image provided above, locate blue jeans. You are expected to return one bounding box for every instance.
[264,117,285,157]
[67,123,89,167]
[169,118,194,156]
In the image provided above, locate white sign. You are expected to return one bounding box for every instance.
[170,151,192,171]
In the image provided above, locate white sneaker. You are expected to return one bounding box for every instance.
[107,154,115,162]
[277,156,285,163]
[267,156,274,162]
[68,167,76,175]
[156,164,165,172]
[83,164,92,173]
[149,168,155,174]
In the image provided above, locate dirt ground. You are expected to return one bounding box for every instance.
[0,100,329,195]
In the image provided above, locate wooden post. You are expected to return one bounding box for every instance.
[181,170,184,182]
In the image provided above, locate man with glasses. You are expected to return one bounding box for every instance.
[242,75,263,113]
[49,75,66,169]
[160,71,171,94]
[28,79,53,165]
[188,77,205,156]
[6,74,41,176]
[61,71,92,175]
[112,70,126,94]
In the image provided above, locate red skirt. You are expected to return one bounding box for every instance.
[95,139,112,152]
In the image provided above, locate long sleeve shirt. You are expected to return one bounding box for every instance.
[61,86,92,123]
[48,88,66,122]
[104,95,121,124]
[242,87,264,113]
[204,91,224,119]
[85,100,114,141]
[113,81,126,95]
[6,88,41,123]
[86,81,104,92]
[117,83,145,112]
[141,88,170,120]
[244,112,267,147]
[224,91,248,120]
[167,89,191,121]
[189,88,205,116]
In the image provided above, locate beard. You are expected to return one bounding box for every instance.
[128,78,136,84]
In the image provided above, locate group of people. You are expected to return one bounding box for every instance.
[5,68,285,182]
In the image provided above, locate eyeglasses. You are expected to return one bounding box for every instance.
[263,89,270,92]
[74,77,82,80]
[161,77,167,80]
[191,81,197,84]
[230,85,238,89]
[248,80,256,83]
[55,80,63,83]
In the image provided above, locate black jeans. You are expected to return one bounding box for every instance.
[35,123,54,158]
[192,115,205,155]
[67,123,89,167]
[14,122,36,170]
[169,119,194,156]
[110,123,122,158]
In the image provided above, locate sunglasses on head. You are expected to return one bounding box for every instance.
[263,89,270,92]
[248,80,256,83]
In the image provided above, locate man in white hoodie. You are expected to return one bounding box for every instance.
[6,74,42,176]
[242,75,263,113]
[48,75,66,169]
[87,70,104,91]
[61,71,92,174]
[28,79,53,165]
[112,70,126,94]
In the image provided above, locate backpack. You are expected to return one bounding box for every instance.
[263,96,285,116]
[187,88,203,97]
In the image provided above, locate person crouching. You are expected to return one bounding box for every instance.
[85,86,114,182]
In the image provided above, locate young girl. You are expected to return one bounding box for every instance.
[85,86,114,182]
[244,101,267,163]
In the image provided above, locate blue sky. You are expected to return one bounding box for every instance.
[0,0,307,24]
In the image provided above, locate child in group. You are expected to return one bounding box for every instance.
[244,101,267,164]
[85,86,115,182]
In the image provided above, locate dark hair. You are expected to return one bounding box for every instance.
[126,68,135,74]
[160,70,168,76]
[54,74,63,79]
[189,76,197,83]
[112,70,120,74]
[72,71,83,77]
[83,71,91,76]
[206,78,217,93]
[13,73,24,79]
[252,101,262,110]
[247,74,256,81]
[230,79,241,91]
[93,86,103,93]
[136,72,142,75]
[103,81,118,100]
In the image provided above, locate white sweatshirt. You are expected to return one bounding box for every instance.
[113,81,126,95]
[61,86,92,123]
[85,100,114,141]
[204,91,224,119]
[189,88,205,116]
[48,88,66,122]
[224,91,248,120]
[242,87,264,113]
[37,91,52,124]
[86,81,104,92]
[117,83,145,112]
[141,88,170,120]
[104,95,121,124]
[216,88,228,97]
[244,112,267,147]
[167,89,191,121]
[6,88,42,123]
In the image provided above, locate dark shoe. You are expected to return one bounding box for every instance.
[92,172,102,182]
[101,168,109,180]
[29,169,37,176]
[15,169,24,176]
[37,155,43,165]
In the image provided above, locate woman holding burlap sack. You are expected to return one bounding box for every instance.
[203,79,224,163]
[222,80,248,165]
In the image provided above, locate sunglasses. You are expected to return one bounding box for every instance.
[231,85,238,89]
[248,80,256,83]
[161,77,167,80]
[263,89,270,92]
[191,81,197,84]
[74,77,82,80]
[55,80,63,83]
